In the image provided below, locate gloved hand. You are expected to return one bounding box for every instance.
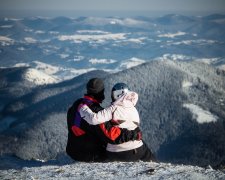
[133,127,142,141]
[77,103,86,111]
[113,126,142,144]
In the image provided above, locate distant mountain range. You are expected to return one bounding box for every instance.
[0,60,224,167]
[0,14,225,80]
[0,14,225,167]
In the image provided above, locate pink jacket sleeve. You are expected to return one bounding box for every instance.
[79,104,116,125]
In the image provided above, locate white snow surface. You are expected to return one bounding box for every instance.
[82,17,148,27]
[76,30,109,34]
[59,53,70,59]
[31,61,61,75]
[120,57,145,69]
[183,104,218,124]
[58,33,126,43]
[158,31,186,38]
[219,64,225,71]
[168,39,217,45]
[0,25,13,28]
[12,61,97,82]
[17,47,26,51]
[154,54,225,69]
[10,59,148,83]
[127,38,145,44]
[182,81,193,88]
[0,36,14,42]
[24,68,59,85]
[155,54,191,61]
[0,36,14,46]
[89,58,117,64]
[14,63,30,67]
[0,161,224,180]
[24,37,37,43]
[35,30,45,34]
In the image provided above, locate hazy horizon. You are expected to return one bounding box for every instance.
[1,9,225,18]
[1,0,225,18]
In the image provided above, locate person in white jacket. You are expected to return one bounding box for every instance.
[79,82,156,162]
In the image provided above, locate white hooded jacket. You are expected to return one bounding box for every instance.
[79,91,143,152]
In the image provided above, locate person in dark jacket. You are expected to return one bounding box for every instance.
[79,82,157,162]
[66,78,141,162]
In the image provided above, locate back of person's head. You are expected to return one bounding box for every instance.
[86,78,105,103]
[111,82,129,102]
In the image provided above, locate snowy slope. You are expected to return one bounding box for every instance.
[24,68,59,85]
[0,159,225,180]
[0,67,40,107]
[0,69,109,159]
[13,61,99,82]
[0,60,225,168]
[0,66,59,115]
[101,60,225,167]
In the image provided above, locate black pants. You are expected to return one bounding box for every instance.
[106,142,157,162]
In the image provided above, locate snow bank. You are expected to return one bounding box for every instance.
[0,160,224,180]
[120,57,145,69]
[0,36,14,46]
[158,31,186,38]
[17,47,26,51]
[169,39,217,45]
[24,68,58,85]
[58,53,69,59]
[155,54,191,61]
[0,25,13,28]
[182,81,193,88]
[218,64,225,71]
[58,33,127,43]
[127,38,145,44]
[76,30,109,34]
[0,36,14,42]
[35,30,45,34]
[89,58,117,64]
[13,63,30,67]
[31,61,61,75]
[82,17,148,26]
[24,37,37,43]
[183,104,218,124]
[12,61,99,82]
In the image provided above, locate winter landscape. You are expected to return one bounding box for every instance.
[1,1,225,179]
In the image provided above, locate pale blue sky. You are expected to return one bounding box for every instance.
[1,0,225,17]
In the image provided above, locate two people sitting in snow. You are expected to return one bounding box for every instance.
[66,78,156,162]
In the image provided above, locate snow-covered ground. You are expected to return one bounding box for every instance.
[183,103,218,124]
[0,158,224,180]
[0,35,14,46]
[24,68,59,85]
[58,33,127,43]
[12,61,98,84]
[119,57,146,69]
[8,58,147,84]
[157,31,187,38]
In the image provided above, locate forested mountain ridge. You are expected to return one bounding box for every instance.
[0,60,225,167]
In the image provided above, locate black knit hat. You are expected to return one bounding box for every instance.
[86,78,104,94]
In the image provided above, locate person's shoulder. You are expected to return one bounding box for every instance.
[68,98,83,110]
[73,98,84,105]
[90,102,104,112]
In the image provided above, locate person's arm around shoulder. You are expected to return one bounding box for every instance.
[79,104,117,125]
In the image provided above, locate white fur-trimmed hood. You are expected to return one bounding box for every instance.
[113,91,138,107]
